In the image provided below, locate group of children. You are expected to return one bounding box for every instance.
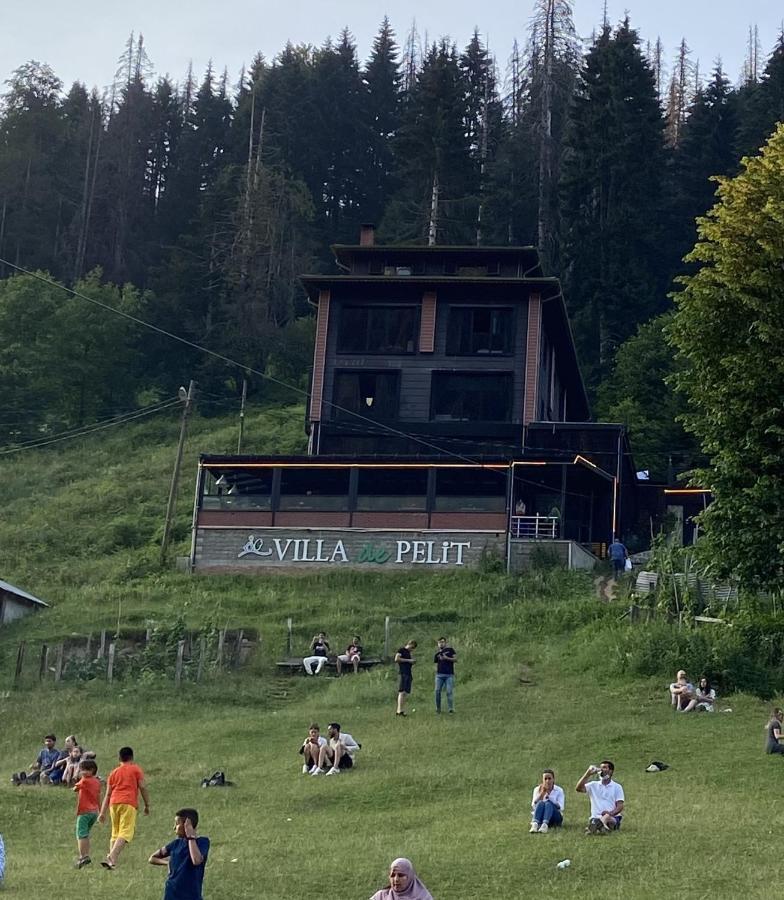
[10,737,209,898]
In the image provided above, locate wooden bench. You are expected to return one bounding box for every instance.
[276,656,383,674]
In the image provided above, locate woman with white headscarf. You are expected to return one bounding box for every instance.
[370,858,433,900]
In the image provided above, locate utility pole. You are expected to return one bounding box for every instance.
[161,380,196,563]
[237,377,248,453]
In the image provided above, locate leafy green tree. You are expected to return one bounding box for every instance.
[595,313,700,480]
[560,19,668,391]
[667,123,784,588]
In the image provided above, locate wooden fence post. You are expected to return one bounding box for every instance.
[14,641,26,686]
[39,644,49,681]
[384,616,391,661]
[287,618,293,655]
[55,643,65,683]
[234,630,244,669]
[175,640,185,687]
[97,630,106,659]
[217,630,226,668]
[85,634,92,657]
[196,635,207,683]
[107,642,116,683]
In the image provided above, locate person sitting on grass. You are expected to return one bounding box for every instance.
[299,723,327,774]
[336,636,363,675]
[303,631,331,676]
[98,746,150,870]
[766,708,784,754]
[529,769,565,833]
[369,858,433,900]
[311,722,360,776]
[682,676,716,713]
[577,760,624,834]
[149,807,210,900]
[669,670,695,710]
[12,733,62,785]
[73,759,101,869]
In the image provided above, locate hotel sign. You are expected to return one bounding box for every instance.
[238,534,473,566]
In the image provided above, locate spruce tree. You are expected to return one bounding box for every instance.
[363,17,402,228]
[559,19,667,390]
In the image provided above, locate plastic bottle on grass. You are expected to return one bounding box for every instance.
[557,859,571,869]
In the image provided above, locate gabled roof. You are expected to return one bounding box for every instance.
[0,579,49,608]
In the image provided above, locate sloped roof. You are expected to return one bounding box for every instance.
[0,579,49,607]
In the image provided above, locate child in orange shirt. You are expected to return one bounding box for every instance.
[98,746,150,870]
[73,759,101,868]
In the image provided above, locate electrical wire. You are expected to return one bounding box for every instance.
[0,397,181,455]
[0,258,615,499]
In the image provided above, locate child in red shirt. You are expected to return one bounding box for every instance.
[73,759,101,868]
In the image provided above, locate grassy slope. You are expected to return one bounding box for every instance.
[0,408,781,899]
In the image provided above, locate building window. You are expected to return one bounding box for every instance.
[356,467,428,511]
[337,305,418,354]
[430,372,513,422]
[446,307,514,355]
[333,370,400,421]
[279,467,349,511]
[434,467,507,512]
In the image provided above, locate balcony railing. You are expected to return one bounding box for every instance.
[510,515,559,539]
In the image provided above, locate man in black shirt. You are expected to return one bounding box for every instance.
[434,637,457,713]
[394,640,417,716]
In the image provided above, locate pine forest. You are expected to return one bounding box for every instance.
[2,6,784,485]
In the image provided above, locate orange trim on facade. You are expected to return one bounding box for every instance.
[523,292,542,425]
[309,290,331,422]
[419,291,437,353]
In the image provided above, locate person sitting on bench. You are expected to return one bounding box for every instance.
[336,636,363,675]
[303,632,330,676]
[310,723,360,776]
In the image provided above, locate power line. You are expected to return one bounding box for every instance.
[0,260,614,500]
[0,397,181,455]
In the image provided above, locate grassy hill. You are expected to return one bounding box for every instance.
[0,407,781,899]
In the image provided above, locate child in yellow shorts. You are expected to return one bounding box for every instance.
[98,746,150,869]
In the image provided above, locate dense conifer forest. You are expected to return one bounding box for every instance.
[1,4,783,480]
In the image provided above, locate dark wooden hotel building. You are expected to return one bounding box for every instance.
[190,227,642,573]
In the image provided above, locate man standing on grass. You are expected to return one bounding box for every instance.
[577,760,624,834]
[434,637,457,714]
[99,746,150,869]
[395,640,417,716]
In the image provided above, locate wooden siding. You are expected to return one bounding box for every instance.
[351,512,429,529]
[274,512,351,527]
[309,290,331,423]
[429,512,508,530]
[198,510,273,527]
[419,291,437,353]
[523,292,542,426]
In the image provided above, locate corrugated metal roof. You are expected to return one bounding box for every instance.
[0,579,49,607]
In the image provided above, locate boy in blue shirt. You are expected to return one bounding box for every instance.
[149,808,209,900]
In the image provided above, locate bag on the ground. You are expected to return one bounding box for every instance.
[645,760,669,772]
[200,770,233,787]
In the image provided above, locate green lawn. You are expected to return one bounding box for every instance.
[0,572,781,899]
[0,410,781,898]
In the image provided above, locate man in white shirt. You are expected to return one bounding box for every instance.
[311,723,360,776]
[529,769,565,833]
[576,760,625,834]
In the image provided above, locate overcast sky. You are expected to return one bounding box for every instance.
[1,0,781,96]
